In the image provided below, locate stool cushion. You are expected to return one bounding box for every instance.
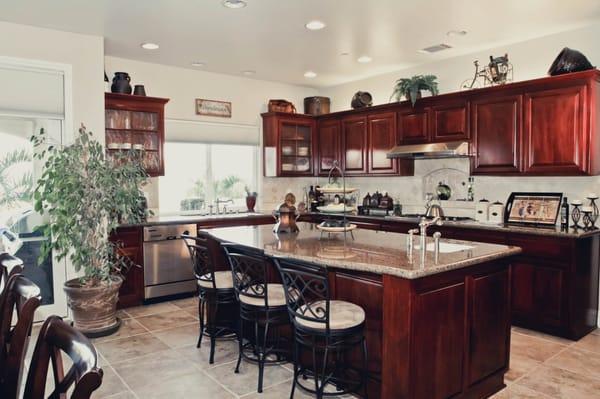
[239,283,289,307]
[295,300,365,331]
[197,271,233,289]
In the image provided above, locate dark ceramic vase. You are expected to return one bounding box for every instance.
[133,85,146,96]
[111,72,132,94]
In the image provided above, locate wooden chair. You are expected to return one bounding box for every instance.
[23,315,103,399]
[0,273,41,399]
[0,254,23,293]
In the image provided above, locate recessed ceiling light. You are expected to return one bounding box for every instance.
[447,30,467,37]
[141,42,159,50]
[191,62,205,67]
[304,71,317,78]
[305,20,326,30]
[222,0,247,9]
[357,56,372,63]
[242,70,256,76]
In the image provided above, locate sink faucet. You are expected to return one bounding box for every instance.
[418,217,443,264]
[215,198,234,214]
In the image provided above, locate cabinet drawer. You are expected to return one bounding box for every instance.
[508,234,572,262]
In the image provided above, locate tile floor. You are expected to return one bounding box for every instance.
[27,297,600,398]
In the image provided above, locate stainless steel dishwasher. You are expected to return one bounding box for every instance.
[143,224,197,299]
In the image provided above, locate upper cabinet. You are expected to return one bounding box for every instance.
[367,112,398,174]
[316,118,341,175]
[471,93,522,175]
[398,106,429,144]
[341,115,368,175]
[430,99,469,142]
[262,112,315,177]
[105,93,169,177]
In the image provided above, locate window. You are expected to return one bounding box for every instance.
[159,142,257,213]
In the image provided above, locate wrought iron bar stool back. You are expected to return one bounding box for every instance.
[182,232,237,364]
[273,256,369,399]
[222,243,291,393]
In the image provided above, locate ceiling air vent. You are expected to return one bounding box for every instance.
[419,43,452,54]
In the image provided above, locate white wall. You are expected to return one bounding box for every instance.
[0,21,105,140]
[104,56,318,209]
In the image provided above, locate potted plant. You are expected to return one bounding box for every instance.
[390,74,439,106]
[31,125,150,337]
[245,186,258,212]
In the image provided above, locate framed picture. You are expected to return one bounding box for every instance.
[505,192,563,226]
[195,99,232,117]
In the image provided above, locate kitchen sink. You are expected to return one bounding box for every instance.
[425,242,474,253]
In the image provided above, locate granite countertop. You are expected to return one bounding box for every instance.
[206,222,521,279]
[119,212,273,227]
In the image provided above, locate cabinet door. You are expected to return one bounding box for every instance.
[317,119,341,175]
[472,95,522,174]
[430,100,469,142]
[511,261,564,326]
[398,107,429,144]
[367,112,398,174]
[523,85,588,174]
[278,118,314,176]
[341,115,368,174]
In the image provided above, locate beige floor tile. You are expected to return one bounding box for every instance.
[511,326,575,346]
[241,379,313,399]
[546,347,600,379]
[205,360,292,396]
[101,391,137,399]
[93,318,148,344]
[170,296,198,310]
[132,370,235,399]
[175,339,239,369]
[510,331,566,362]
[591,328,600,336]
[111,349,198,391]
[122,302,180,318]
[116,309,131,320]
[518,364,600,399]
[573,331,600,354]
[92,365,130,399]
[152,323,199,349]
[135,309,197,331]
[95,333,169,363]
[490,383,552,398]
[505,352,542,382]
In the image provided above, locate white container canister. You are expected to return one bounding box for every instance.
[489,201,505,224]
[475,199,490,222]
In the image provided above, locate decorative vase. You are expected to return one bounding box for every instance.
[246,195,257,212]
[133,85,147,96]
[63,275,123,337]
[111,72,132,94]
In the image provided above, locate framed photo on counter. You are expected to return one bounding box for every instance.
[505,192,563,226]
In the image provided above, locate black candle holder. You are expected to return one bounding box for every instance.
[583,210,593,230]
[588,195,599,228]
[571,202,582,229]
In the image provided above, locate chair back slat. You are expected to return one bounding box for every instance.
[0,274,41,399]
[23,316,103,399]
[0,254,24,293]
[272,257,331,331]
[182,233,217,289]
[222,243,270,306]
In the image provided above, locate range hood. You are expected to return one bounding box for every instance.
[387,140,471,159]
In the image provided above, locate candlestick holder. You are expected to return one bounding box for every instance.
[587,194,599,229]
[571,201,582,229]
[583,210,593,230]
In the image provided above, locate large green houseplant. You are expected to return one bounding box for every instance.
[390,74,439,106]
[32,125,149,336]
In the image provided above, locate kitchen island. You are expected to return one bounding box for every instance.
[207,222,521,399]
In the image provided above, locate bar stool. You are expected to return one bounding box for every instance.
[221,243,291,393]
[182,232,237,364]
[273,257,369,399]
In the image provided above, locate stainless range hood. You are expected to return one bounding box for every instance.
[386,140,471,159]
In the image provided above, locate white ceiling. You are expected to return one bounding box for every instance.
[1,0,600,88]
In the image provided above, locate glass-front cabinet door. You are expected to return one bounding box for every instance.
[0,115,68,320]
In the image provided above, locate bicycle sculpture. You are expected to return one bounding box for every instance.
[461,53,513,90]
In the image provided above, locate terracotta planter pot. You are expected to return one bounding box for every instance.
[64,275,123,337]
[246,196,257,212]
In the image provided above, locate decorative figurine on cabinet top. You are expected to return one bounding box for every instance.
[461,54,513,90]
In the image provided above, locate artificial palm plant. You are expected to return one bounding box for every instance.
[390,74,439,106]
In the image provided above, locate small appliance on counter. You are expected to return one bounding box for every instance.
[475,199,490,222]
[488,201,505,224]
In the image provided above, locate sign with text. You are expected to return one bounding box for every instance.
[195,99,232,117]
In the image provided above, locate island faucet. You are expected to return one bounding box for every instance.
[418,216,443,262]
[215,198,234,214]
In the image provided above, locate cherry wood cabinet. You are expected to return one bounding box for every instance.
[398,106,430,144]
[367,112,398,174]
[341,115,368,174]
[105,93,169,177]
[523,84,588,175]
[262,112,315,177]
[430,99,469,142]
[471,94,522,174]
[316,118,341,175]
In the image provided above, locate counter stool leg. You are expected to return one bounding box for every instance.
[235,317,243,373]
[290,339,299,399]
[197,295,205,348]
[361,337,369,399]
[209,299,219,364]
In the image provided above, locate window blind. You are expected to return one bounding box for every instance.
[166,118,259,145]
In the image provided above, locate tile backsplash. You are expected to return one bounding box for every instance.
[260,158,600,219]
